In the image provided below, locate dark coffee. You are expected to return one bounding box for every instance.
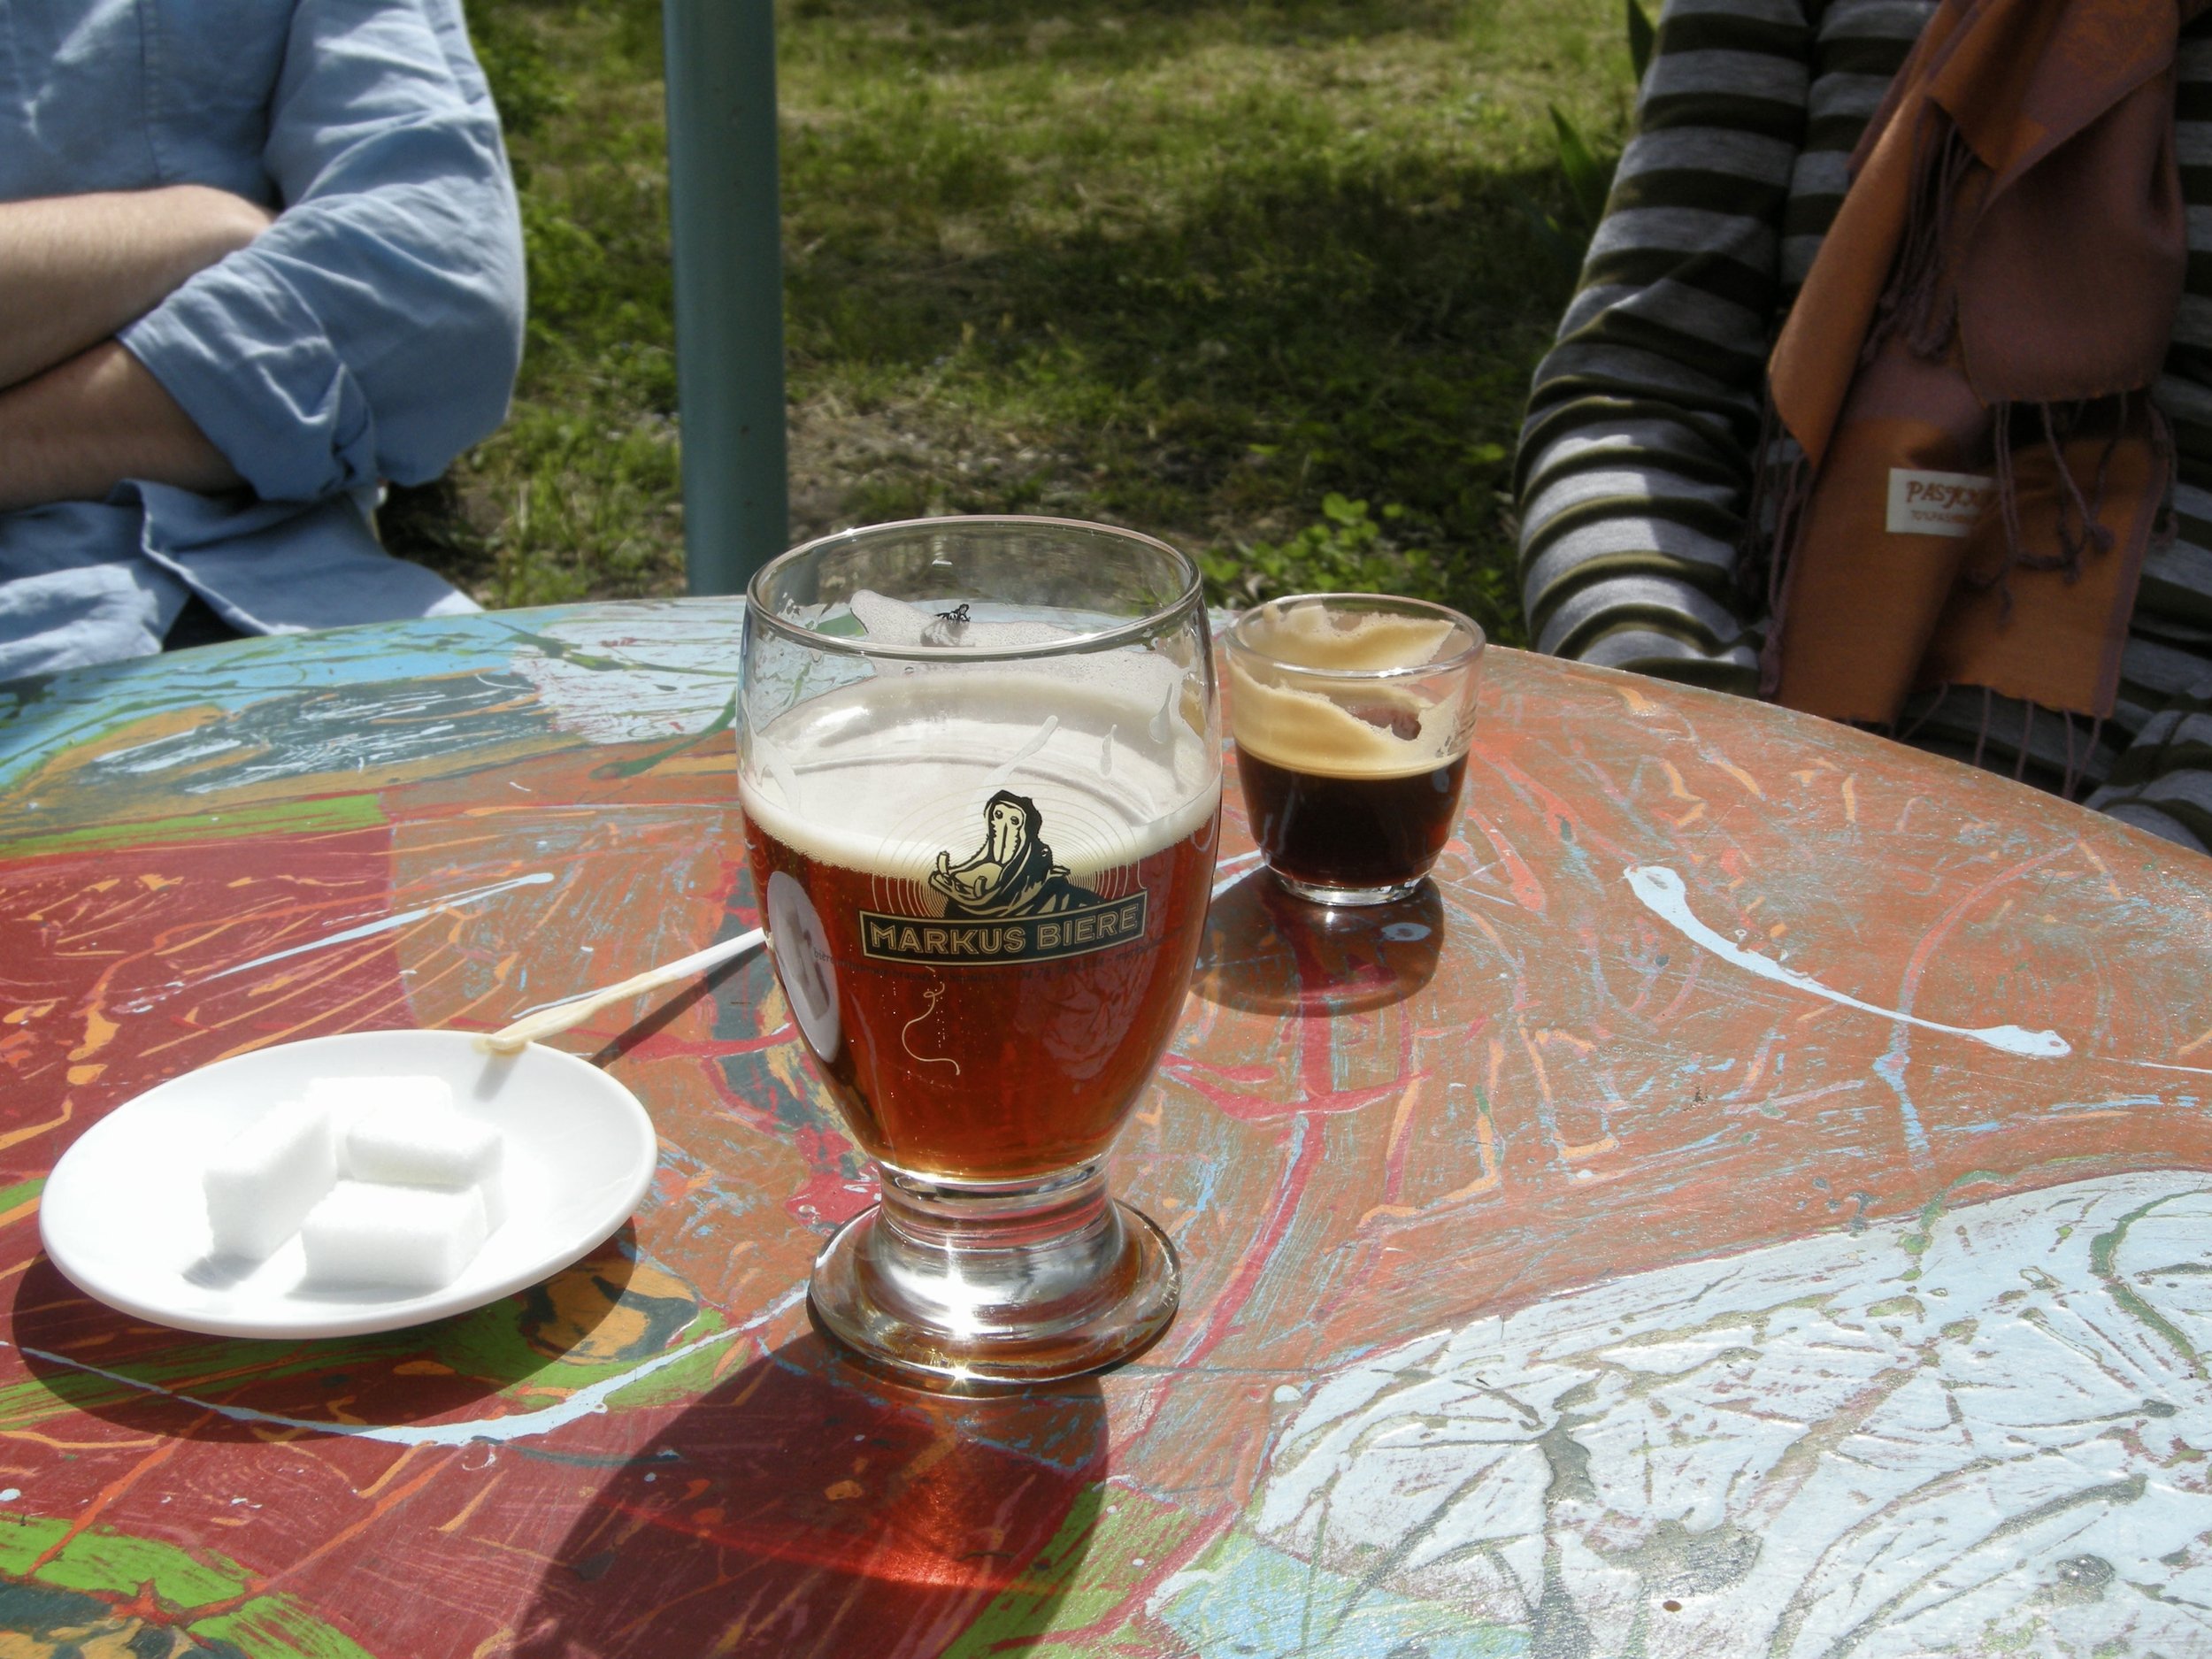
[1236,743,1466,893]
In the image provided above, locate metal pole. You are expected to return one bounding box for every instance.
[661,0,789,595]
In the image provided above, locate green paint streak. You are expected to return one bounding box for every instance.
[0,1176,43,1213]
[191,1594,381,1659]
[1946,1168,2011,1196]
[1895,1170,2011,1269]
[593,690,738,779]
[939,1485,1106,1655]
[40,1528,247,1610]
[0,1331,425,1431]
[487,620,728,680]
[1898,1194,1944,1257]
[946,1484,1201,1655]
[0,1518,369,1658]
[1,1280,733,1438]
[0,1517,73,1576]
[0,793,385,859]
[0,1333,715,1436]
[2090,1197,2205,1380]
[427,1299,734,1409]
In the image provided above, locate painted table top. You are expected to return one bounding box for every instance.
[3,599,2210,1658]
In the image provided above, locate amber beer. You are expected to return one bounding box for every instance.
[740,671,1219,1185]
[1236,742,1468,894]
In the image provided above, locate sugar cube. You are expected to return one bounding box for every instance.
[342,1103,506,1230]
[299,1181,488,1291]
[203,1100,337,1261]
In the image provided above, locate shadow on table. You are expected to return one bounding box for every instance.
[10,1224,695,1440]
[590,942,772,1069]
[1192,870,1443,1018]
[511,1331,1107,1658]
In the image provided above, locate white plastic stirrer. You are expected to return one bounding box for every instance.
[477,929,766,1054]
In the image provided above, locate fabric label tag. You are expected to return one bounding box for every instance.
[1886,468,1995,538]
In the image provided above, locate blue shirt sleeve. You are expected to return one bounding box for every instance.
[119,0,526,503]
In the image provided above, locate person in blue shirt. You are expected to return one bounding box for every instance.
[0,0,526,681]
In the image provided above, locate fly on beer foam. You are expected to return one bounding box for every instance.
[202,1075,510,1292]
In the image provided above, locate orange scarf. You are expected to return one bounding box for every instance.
[1757,0,2194,728]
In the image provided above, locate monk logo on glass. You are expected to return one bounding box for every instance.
[863,789,1149,962]
[861,895,1148,964]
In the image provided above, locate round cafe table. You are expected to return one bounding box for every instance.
[2,599,2209,1658]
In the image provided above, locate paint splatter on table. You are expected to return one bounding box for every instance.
[2,599,2208,1657]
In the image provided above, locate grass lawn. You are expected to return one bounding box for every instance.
[388,0,1636,644]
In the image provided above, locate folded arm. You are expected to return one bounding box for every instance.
[119,0,526,506]
[0,183,267,511]
[0,342,242,514]
[0,187,274,394]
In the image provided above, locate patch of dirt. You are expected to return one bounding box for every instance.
[787,392,1248,551]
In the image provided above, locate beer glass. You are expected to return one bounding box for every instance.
[1225,594,1484,904]
[740,518,1222,1386]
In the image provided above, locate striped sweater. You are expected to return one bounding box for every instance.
[1515,0,2212,851]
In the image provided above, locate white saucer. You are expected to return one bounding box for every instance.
[40,1030,658,1340]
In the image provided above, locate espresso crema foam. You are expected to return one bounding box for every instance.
[1236,607,1459,672]
[741,667,1219,879]
[1229,610,1473,780]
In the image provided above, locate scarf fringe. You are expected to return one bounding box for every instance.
[1866,110,1977,365]
[2151,397,2180,553]
[1963,394,2138,618]
[1887,689,2102,797]
[1740,396,1810,697]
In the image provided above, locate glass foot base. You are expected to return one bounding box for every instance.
[1271,870,1428,907]
[808,1165,1179,1390]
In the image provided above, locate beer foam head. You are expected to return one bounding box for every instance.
[1226,602,1481,780]
[742,664,1219,880]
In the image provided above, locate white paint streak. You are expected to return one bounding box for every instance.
[1193,1174,2212,1659]
[3,1285,805,1447]
[115,738,246,774]
[508,618,737,745]
[199,872,557,984]
[1624,864,2069,1058]
[1211,849,1264,899]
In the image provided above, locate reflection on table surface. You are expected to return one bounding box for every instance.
[3,599,2211,1657]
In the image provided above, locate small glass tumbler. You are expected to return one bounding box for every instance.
[1225,593,1485,905]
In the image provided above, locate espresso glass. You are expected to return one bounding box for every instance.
[1225,594,1484,905]
[740,518,1221,1386]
